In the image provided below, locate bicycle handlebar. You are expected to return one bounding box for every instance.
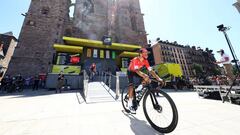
[146,78,166,87]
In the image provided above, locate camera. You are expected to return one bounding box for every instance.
[217,24,226,31]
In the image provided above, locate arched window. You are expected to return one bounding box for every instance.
[41,7,49,15]
[69,0,76,18]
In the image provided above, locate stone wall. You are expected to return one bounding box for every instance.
[7,0,71,76]
[0,34,17,80]
[72,0,147,45]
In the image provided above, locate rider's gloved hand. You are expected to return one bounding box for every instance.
[157,77,166,87]
[157,77,163,82]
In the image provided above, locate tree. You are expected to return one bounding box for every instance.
[232,64,240,75]
[192,63,203,77]
[212,67,221,75]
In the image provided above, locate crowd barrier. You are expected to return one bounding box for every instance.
[194,85,240,104]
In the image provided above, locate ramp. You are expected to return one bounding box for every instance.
[85,82,116,103]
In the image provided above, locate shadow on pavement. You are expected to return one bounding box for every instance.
[162,89,194,93]
[76,91,85,104]
[122,110,164,135]
[0,89,82,98]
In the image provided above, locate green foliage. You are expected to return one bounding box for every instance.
[232,65,240,75]
[192,63,203,76]
[212,67,221,75]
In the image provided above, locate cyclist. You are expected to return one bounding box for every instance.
[127,48,164,114]
[89,63,97,81]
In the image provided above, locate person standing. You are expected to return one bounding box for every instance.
[56,71,64,93]
[39,74,46,88]
[0,42,5,60]
[170,74,178,90]
[215,49,234,84]
[32,75,40,90]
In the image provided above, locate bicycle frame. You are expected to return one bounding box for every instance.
[135,82,160,108]
[122,77,178,133]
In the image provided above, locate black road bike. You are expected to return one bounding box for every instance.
[121,79,178,133]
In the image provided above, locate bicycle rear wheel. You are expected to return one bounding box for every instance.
[121,87,130,113]
[143,89,178,133]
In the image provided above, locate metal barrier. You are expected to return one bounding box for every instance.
[83,70,89,99]
[194,85,240,104]
[219,86,240,103]
[100,71,120,99]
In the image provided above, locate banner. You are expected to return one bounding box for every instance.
[106,50,110,59]
[112,51,116,59]
[87,48,92,57]
[52,65,81,74]
[93,49,98,58]
[100,50,104,58]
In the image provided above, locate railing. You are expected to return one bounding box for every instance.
[194,85,240,104]
[83,70,89,100]
[100,71,121,99]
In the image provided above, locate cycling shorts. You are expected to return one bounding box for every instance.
[127,70,142,87]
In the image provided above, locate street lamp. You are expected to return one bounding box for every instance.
[217,24,239,70]
[21,12,28,17]
[217,24,240,103]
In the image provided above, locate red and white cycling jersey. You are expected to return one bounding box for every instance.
[128,57,152,72]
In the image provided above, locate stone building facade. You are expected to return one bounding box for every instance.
[233,0,240,13]
[0,33,18,81]
[152,41,190,77]
[152,40,217,77]
[7,0,71,76]
[8,0,147,76]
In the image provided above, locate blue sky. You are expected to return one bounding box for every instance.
[140,0,240,61]
[0,0,30,37]
[0,0,240,61]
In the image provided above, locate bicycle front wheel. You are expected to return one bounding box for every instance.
[143,89,178,133]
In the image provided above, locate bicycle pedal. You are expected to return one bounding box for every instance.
[130,110,136,114]
[125,109,130,113]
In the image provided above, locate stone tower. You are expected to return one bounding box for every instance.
[233,0,240,13]
[116,0,147,45]
[8,0,147,76]
[7,0,71,76]
[71,0,147,45]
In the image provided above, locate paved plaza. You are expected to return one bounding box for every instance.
[1,88,240,135]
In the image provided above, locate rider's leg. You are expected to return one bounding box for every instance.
[127,70,140,114]
[127,70,134,108]
[127,83,136,114]
[128,84,134,107]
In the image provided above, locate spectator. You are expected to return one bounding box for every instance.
[39,74,47,88]
[215,49,234,84]
[0,42,4,60]
[56,71,64,93]
[25,76,31,88]
[32,75,40,90]
[170,74,178,90]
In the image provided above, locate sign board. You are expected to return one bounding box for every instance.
[102,35,112,45]
[93,49,98,58]
[112,51,116,59]
[100,50,104,58]
[52,65,81,74]
[106,50,110,59]
[87,48,92,57]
